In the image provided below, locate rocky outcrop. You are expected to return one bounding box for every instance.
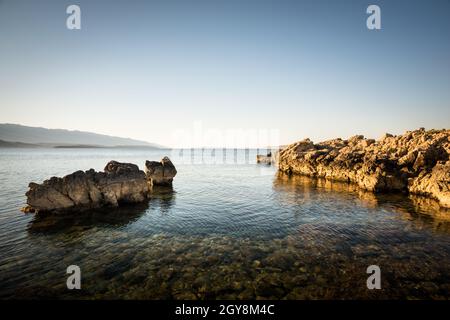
[23,161,149,213]
[145,157,177,186]
[278,128,450,208]
[23,158,178,214]
[408,160,450,208]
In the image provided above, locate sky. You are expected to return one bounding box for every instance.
[1,0,449,147]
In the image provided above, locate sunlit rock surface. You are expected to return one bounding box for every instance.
[278,128,450,208]
[144,157,177,186]
[23,161,150,213]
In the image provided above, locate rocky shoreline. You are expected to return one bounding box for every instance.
[22,157,177,214]
[278,128,450,208]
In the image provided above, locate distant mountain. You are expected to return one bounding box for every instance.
[0,139,40,148]
[0,124,164,148]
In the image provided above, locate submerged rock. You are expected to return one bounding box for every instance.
[278,128,450,208]
[144,157,177,186]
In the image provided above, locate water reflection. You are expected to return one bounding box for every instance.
[27,186,178,235]
[273,171,377,206]
[148,186,176,214]
[274,172,450,234]
[27,202,150,234]
[5,170,450,299]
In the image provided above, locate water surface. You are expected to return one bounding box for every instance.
[0,149,449,299]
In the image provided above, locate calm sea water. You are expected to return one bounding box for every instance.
[0,148,449,299]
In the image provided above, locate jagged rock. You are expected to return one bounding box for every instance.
[409,160,450,208]
[145,157,177,186]
[104,161,140,175]
[278,128,450,208]
[23,161,150,213]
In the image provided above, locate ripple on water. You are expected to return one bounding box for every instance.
[0,149,449,299]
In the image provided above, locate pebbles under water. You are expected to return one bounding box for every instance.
[0,149,449,299]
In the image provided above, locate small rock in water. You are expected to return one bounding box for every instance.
[145,157,177,186]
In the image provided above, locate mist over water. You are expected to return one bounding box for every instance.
[0,149,449,299]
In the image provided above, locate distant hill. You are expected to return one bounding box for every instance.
[0,124,164,148]
[0,139,40,148]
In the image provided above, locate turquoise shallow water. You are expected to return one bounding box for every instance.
[0,148,449,299]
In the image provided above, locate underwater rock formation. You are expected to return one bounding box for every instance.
[144,156,177,186]
[23,158,178,213]
[278,128,450,208]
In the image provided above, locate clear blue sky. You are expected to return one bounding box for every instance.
[1,0,449,147]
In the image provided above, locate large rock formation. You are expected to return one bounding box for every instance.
[23,159,177,214]
[145,157,177,186]
[24,161,149,213]
[278,128,450,208]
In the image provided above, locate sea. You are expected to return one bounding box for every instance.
[0,148,449,299]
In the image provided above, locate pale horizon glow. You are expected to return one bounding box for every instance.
[1,0,450,148]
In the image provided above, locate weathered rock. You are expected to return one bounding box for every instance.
[257,149,283,165]
[409,160,450,208]
[23,161,150,213]
[144,157,177,186]
[278,129,450,208]
[257,152,273,165]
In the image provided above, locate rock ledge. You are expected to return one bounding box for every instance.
[278,128,450,208]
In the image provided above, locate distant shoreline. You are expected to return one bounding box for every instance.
[0,123,165,148]
[0,140,278,150]
[0,140,166,149]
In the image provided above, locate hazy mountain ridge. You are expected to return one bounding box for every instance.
[0,124,163,148]
[0,139,41,148]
